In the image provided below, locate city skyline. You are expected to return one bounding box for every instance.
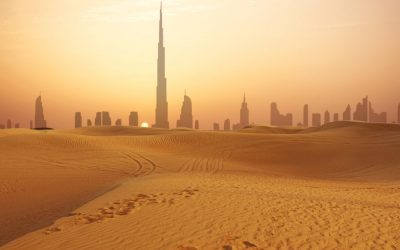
[1,1,400,129]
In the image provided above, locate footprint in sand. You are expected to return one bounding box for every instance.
[44,188,200,235]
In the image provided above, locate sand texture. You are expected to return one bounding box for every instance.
[1,121,400,249]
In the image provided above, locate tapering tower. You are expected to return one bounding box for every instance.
[240,94,249,128]
[35,95,47,129]
[153,2,169,129]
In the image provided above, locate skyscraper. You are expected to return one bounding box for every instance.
[129,112,139,127]
[102,111,111,126]
[271,102,292,126]
[195,120,199,130]
[224,119,231,131]
[303,104,309,127]
[75,112,82,128]
[87,119,92,127]
[176,93,193,129]
[398,103,400,124]
[324,110,330,124]
[333,113,339,122]
[213,123,220,131]
[369,102,387,123]
[95,112,102,126]
[240,94,249,128]
[153,3,169,129]
[312,113,321,127]
[353,96,368,122]
[6,119,12,129]
[343,104,351,121]
[35,95,47,129]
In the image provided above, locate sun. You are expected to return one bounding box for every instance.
[140,122,149,128]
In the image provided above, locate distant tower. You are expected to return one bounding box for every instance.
[312,113,321,127]
[324,110,330,124]
[343,104,351,121]
[240,94,249,128]
[15,123,20,128]
[35,95,47,128]
[333,113,339,122]
[30,120,33,129]
[224,119,231,131]
[353,96,368,122]
[95,112,102,126]
[271,102,293,126]
[102,112,111,126]
[195,120,199,130]
[153,2,169,129]
[6,119,12,129]
[176,93,193,128]
[87,119,92,127]
[129,112,139,127]
[303,104,309,127]
[398,103,400,124]
[213,123,220,131]
[75,112,82,128]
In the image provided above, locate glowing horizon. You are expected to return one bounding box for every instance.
[1,0,400,129]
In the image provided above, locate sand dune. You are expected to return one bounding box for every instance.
[1,123,400,249]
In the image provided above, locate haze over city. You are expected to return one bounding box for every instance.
[1,0,400,128]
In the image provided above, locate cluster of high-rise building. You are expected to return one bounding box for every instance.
[74,111,139,128]
[296,96,390,128]
[0,120,20,129]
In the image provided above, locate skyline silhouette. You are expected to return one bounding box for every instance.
[1,3,400,130]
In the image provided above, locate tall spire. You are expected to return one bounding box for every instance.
[153,1,169,129]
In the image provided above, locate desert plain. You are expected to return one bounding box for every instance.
[0,121,400,249]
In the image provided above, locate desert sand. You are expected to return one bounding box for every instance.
[1,121,400,249]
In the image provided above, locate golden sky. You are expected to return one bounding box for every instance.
[1,0,400,128]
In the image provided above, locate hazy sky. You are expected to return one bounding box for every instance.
[1,0,399,128]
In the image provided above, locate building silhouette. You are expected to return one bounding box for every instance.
[240,94,249,128]
[102,112,111,126]
[303,104,309,127]
[213,123,220,131]
[324,110,330,124]
[353,96,368,122]
[35,95,47,128]
[398,103,400,124]
[153,3,169,129]
[343,104,351,121]
[129,112,139,127]
[6,119,12,129]
[87,119,92,127]
[271,102,292,126]
[176,93,193,128]
[115,119,122,126]
[0,124,4,129]
[312,113,321,127]
[95,112,102,126]
[369,102,387,123]
[333,113,339,122]
[195,120,199,130]
[15,123,20,128]
[75,112,82,128]
[30,120,33,129]
[224,119,231,131]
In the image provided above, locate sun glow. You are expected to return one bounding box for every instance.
[141,122,149,128]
